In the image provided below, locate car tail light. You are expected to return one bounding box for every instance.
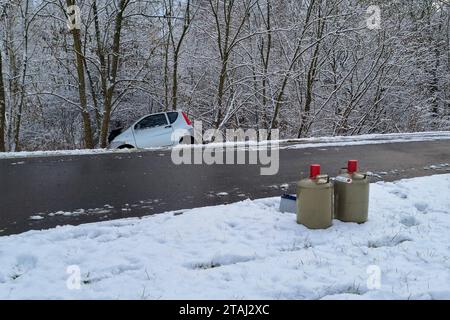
[182,112,192,126]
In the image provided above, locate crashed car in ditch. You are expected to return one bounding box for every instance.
[108,111,194,149]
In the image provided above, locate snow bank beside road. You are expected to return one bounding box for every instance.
[1,174,450,299]
[1,131,450,159]
[0,147,134,159]
[282,131,450,150]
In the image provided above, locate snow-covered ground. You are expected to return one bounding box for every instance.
[281,131,450,150]
[0,147,134,159]
[1,174,450,299]
[1,131,450,159]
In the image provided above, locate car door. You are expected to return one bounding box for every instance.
[132,113,173,148]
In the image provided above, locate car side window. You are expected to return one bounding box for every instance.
[134,114,168,130]
[167,112,178,124]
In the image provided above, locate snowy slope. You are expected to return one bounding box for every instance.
[1,131,450,159]
[1,174,450,299]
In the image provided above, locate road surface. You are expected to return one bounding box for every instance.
[1,139,450,235]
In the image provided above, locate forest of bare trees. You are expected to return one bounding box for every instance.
[0,0,449,151]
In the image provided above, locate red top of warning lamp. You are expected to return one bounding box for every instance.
[310,164,321,178]
[347,160,358,174]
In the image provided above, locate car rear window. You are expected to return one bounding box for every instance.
[167,112,178,124]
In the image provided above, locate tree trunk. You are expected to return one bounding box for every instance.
[99,0,128,148]
[172,53,179,110]
[268,0,316,137]
[164,33,170,111]
[6,22,18,151]
[214,57,228,128]
[0,50,6,152]
[298,7,325,138]
[13,0,31,152]
[260,0,272,130]
[92,0,107,131]
[170,0,191,111]
[67,0,94,149]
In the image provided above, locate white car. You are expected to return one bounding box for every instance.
[108,111,194,149]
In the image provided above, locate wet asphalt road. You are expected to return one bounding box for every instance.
[1,139,450,236]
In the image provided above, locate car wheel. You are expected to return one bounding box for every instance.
[118,144,134,149]
[179,136,195,145]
